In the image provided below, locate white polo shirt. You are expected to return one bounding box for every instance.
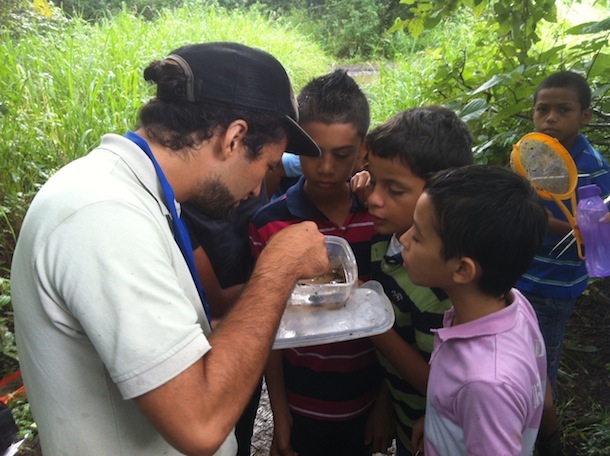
[11,134,236,455]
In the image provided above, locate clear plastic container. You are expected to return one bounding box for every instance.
[274,280,395,349]
[288,235,357,309]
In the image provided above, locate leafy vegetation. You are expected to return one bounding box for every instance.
[1,0,609,453]
[385,0,610,164]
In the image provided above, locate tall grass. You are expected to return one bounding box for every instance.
[0,4,330,200]
[362,11,482,127]
[0,3,331,273]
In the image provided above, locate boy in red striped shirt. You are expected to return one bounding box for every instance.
[250,70,389,456]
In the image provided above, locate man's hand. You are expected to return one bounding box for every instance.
[257,221,329,283]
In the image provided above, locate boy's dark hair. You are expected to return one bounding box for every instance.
[366,107,473,180]
[138,60,289,159]
[425,165,548,298]
[297,69,370,139]
[534,71,592,110]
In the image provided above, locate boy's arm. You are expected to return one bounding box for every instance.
[411,416,425,455]
[265,351,297,456]
[371,328,430,395]
[193,246,244,320]
[456,381,534,454]
[545,209,573,236]
[365,380,395,453]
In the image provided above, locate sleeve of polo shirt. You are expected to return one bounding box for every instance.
[281,152,302,178]
[454,380,529,455]
[38,199,210,399]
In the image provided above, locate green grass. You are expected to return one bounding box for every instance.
[0,2,331,276]
[0,3,330,201]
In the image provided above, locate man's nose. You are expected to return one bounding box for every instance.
[250,182,263,198]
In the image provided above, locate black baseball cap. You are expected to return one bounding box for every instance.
[156,42,320,157]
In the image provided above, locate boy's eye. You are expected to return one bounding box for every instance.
[388,187,405,196]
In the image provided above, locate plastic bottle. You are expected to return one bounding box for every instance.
[576,184,610,278]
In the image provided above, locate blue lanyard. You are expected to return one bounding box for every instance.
[125,131,211,324]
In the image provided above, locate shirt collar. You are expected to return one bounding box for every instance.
[285,176,363,221]
[98,133,171,218]
[433,289,520,342]
[569,133,588,160]
[384,234,404,264]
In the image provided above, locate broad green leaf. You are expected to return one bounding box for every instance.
[473,0,487,16]
[592,83,610,100]
[470,75,507,95]
[417,3,433,13]
[460,98,488,122]
[567,18,610,35]
[540,45,567,61]
[495,102,530,121]
[388,18,409,33]
[587,53,610,79]
[408,18,425,38]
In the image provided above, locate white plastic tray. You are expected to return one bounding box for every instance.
[273,281,395,349]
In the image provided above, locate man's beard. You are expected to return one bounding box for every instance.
[188,177,236,219]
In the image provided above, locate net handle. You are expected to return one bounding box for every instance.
[548,193,584,259]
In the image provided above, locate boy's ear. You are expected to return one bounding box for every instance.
[581,107,593,126]
[358,141,367,159]
[355,142,368,171]
[451,257,478,285]
[220,119,249,159]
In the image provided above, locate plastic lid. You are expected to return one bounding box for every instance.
[578,184,601,199]
[273,281,395,349]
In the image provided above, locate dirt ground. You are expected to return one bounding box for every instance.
[556,277,610,453]
[251,382,275,456]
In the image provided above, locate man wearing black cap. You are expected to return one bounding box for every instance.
[11,42,327,455]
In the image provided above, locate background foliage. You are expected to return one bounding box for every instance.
[388,0,610,163]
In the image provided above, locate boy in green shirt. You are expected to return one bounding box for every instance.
[353,106,473,455]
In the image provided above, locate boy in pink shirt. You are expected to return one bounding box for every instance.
[404,165,548,455]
